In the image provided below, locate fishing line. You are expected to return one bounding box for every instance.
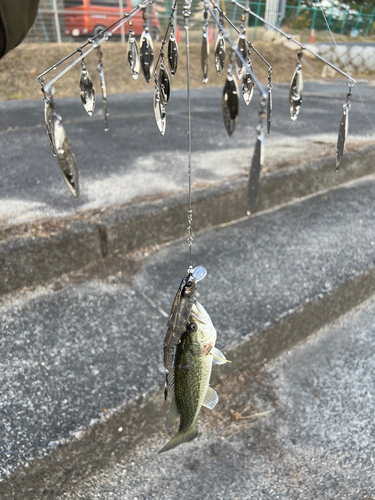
[183,0,194,270]
[317,0,375,132]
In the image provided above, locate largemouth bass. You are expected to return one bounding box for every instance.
[163,265,207,400]
[158,301,228,454]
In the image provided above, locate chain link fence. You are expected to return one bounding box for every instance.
[23,0,375,44]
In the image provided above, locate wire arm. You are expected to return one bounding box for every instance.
[38,0,154,93]
[249,43,272,70]
[232,0,355,84]
[210,1,272,71]
[206,3,267,100]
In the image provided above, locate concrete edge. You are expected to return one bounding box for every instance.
[2,261,375,499]
[0,221,103,295]
[1,146,375,296]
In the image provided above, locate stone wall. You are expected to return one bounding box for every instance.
[313,44,375,73]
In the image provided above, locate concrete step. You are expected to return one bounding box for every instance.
[2,173,375,497]
[1,143,375,296]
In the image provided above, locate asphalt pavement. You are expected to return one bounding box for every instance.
[2,173,375,497]
[0,81,374,227]
[59,290,375,500]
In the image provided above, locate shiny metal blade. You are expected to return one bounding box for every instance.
[168,33,178,76]
[247,131,264,215]
[154,88,166,135]
[44,99,57,155]
[267,86,272,136]
[159,64,170,105]
[201,31,209,83]
[222,74,239,137]
[97,61,109,132]
[235,35,247,80]
[79,62,95,116]
[336,104,350,170]
[53,114,79,197]
[140,30,154,83]
[128,32,140,81]
[214,33,225,77]
[242,65,254,105]
[289,65,303,121]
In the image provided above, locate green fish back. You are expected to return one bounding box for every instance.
[174,328,213,433]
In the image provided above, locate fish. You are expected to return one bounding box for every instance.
[158,301,229,454]
[163,266,207,399]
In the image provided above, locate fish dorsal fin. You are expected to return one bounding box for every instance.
[165,395,179,429]
[202,386,218,410]
[210,347,231,365]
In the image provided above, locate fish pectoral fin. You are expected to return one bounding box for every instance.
[165,396,179,429]
[202,386,218,410]
[210,347,231,365]
[164,368,175,401]
[158,424,198,454]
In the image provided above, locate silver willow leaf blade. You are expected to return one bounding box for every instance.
[168,33,178,76]
[289,65,303,121]
[201,31,209,84]
[140,30,154,83]
[336,103,350,170]
[45,100,57,155]
[267,86,272,135]
[79,62,95,116]
[159,64,170,105]
[154,88,166,135]
[53,114,79,197]
[128,32,140,81]
[214,33,225,77]
[97,62,109,131]
[222,74,239,137]
[242,65,254,105]
[247,130,264,215]
[235,35,247,80]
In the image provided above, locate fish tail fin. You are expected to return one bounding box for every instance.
[158,424,198,454]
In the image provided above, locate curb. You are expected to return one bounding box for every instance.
[1,145,375,296]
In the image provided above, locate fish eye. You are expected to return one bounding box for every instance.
[189,322,196,331]
[186,281,192,287]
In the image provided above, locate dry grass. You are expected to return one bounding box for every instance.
[0,40,354,101]
[197,364,286,438]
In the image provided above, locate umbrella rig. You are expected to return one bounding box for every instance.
[38,0,356,383]
[38,0,355,206]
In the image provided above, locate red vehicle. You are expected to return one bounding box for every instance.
[63,0,160,40]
